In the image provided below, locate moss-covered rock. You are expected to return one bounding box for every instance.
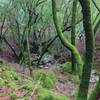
[34,69,56,89]
[35,87,69,100]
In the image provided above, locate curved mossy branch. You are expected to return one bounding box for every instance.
[71,0,78,72]
[51,0,83,75]
[76,0,94,99]
[88,78,100,100]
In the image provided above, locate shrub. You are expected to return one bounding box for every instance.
[34,69,56,89]
[60,62,72,73]
[35,87,69,100]
[21,81,33,90]
[2,70,19,81]
[0,63,20,89]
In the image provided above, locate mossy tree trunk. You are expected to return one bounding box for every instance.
[76,0,94,100]
[71,0,78,72]
[51,0,83,76]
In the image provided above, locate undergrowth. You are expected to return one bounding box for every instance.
[0,61,70,100]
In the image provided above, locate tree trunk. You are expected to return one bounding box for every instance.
[52,0,83,77]
[71,0,78,72]
[76,0,94,99]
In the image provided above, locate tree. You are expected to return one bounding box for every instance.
[76,0,94,99]
[71,0,78,72]
[51,0,83,77]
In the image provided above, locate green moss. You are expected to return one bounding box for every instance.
[35,88,69,100]
[34,70,56,89]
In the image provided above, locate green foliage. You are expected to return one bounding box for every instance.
[60,62,80,83]
[61,62,72,73]
[1,69,19,89]
[7,81,17,89]
[8,93,16,100]
[69,74,80,84]
[35,87,69,100]
[0,63,20,89]
[2,70,20,81]
[34,70,56,89]
[61,61,83,77]
[44,95,54,100]
[21,81,33,90]
[0,78,5,88]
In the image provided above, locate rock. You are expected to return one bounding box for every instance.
[42,55,55,64]
[91,69,97,75]
[90,70,99,83]
[10,63,24,72]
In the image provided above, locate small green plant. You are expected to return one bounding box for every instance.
[7,81,17,89]
[35,87,69,100]
[21,81,33,90]
[69,74,80,84]
[44,95,54,100]
[8,93,16,100]
[34,70,56,89]
[60,62,72,73]
[0,63,20,89]
[2,70,20,81]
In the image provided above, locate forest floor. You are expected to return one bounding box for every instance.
[0,32,99,100]
[0,51,99,100]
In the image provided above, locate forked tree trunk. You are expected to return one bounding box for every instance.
[76,0,94,99]
[52,0,83,77]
